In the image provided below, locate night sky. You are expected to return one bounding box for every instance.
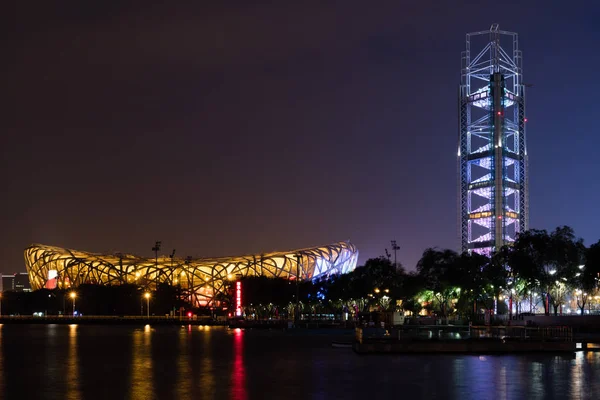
[3,1,600,274]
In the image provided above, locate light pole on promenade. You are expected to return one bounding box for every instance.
[152,241,162,285]
[70,292,76,316]
[391,240,400,269]
[144,292,151,318]
[169,249,176,281]
[295,254,301,326]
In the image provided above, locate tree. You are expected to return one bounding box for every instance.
[509,229,551,314]
[546,227,585,315]
[510,226,584,315]
[583,241,600,291]
[416,248,460,319]
[574,240,600,314]
[453,251,490,316]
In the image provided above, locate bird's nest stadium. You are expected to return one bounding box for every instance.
[24,241,358,307]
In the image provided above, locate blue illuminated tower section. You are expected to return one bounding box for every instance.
[458,24,528,256]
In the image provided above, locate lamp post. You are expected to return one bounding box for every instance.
[184,256,192,312]
[144,292,150,318]
[295,254,301,326]
[70,292,76,316]
[391,240,400,269]
[152,241,162,285]
[169,249,176,279]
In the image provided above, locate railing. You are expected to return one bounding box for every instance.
[0,315,224,323]
[0,315,200,319]
[470,325,573,342]
[355,325,573,343]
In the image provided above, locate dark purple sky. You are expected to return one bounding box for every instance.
[3,1,600,274]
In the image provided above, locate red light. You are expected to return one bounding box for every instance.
[524,118,528,122]
[235,280,242,317]
[187,312,192,317]
[497,111,502,116]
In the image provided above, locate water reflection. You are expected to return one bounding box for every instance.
[177,326,192,399]
[0,325,600,399]
[497,365,507,400]
[0,324,3,394]
[130,326,154,399]
[200,325,215,398]
[231,328,247,400]
[66,325,81,400]
[530,361,544,399]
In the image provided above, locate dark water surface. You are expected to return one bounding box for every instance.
[0,324,599,399]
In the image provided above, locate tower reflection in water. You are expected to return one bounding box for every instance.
[231,328,247,400]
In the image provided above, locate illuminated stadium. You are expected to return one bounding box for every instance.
[24,241,358,307]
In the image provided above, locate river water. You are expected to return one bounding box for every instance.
[0,324,599,399]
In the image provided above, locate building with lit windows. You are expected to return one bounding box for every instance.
[24,241,358,307]
[1,273,32,292]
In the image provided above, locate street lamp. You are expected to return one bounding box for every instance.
[295,253,301,326]
[144,292,151,318]
[391,240,400,268]
[169,249,176,273]
[70,292,76,316]
[152,241,162,282]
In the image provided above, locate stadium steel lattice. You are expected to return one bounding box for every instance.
[24,241,358,307]
[458,24,528,256]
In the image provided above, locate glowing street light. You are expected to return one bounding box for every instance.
[70,292,76,316]
[144,292,151,318]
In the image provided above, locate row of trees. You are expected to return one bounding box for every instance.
[1,283,185,316]
[233,226,600,320]
[4,226,599,319]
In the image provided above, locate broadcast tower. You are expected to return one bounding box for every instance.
[458,24,528,256]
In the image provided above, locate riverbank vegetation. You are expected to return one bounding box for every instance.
[3,226,599,319]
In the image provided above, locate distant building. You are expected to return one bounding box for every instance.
[1,275,13,292]
[14,273,32,292]
[25,241,359,307]
[1,273,32,292]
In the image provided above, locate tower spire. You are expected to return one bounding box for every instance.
[458,26,528,256]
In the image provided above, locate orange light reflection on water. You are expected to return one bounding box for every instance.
[130,328,154,400]
[66,324,81,400]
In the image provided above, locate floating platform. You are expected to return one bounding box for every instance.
[353,325,577,354]
[353,338,576,354]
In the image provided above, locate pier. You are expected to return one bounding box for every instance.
[353,325,580,354]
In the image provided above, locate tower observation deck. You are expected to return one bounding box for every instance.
[458,24,528,256]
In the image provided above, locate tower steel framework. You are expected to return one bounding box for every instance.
[458,24,528,256]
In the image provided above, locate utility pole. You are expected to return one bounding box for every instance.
[169,249,176,283]
[391,240,400,269]
[152,241,161,286]
[152,241,162,267]
[184,256,192,314]
[295,254,301,327]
